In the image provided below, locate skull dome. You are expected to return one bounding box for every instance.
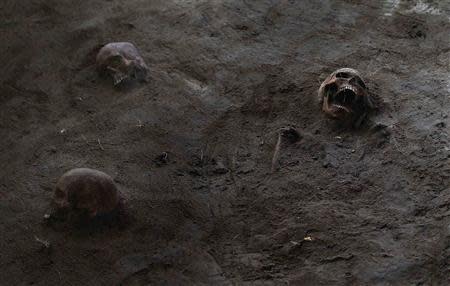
[96,42,148,86]
[52,168,120,221]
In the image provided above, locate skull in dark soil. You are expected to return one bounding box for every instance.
[318,68,374,124]
[50,168,122,224]
[96,42,148,86]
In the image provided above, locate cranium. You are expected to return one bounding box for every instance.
[318,68,374,124]
[51,168,121,223]
[96,42,148,86]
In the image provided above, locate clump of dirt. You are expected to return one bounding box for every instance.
[0,0,449,285]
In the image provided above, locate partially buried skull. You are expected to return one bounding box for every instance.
[50,168,122,224]
[318,68,375,125]
[96,42,148,86]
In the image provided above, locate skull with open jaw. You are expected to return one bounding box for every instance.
[96,42,148,86]
[318,68,374,125]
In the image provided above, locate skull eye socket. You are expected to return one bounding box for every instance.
[108,55,124,67]
[324,82,338,96]
[335,72,351,78]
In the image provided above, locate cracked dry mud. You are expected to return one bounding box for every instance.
[0,0,449,285]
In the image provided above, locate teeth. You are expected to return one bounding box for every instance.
[113,74,128,85]
[332,104,351,113]
[338,85,357,93]
[333,84,358,104]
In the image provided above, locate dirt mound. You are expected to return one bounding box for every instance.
[0,0,449,285]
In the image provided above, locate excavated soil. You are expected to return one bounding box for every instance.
[1,0,449,285]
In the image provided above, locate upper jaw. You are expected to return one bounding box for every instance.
[338,84,357,94]
[106,66,130,86]
[334,85,357,103]
[112,72,129,86]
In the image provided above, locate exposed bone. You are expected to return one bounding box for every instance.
[51,168,121,224]
[96,42,149,86]
[318,68,375,125]
[34,236,51,249]
[271,127,301,172]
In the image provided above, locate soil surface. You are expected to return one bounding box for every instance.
[1,0,449,285]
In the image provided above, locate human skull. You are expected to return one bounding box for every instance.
[96,42,148,86]
[51,168,121,222]
[318,68,374,122]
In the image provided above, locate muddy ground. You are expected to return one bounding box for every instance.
[1,0,449,285]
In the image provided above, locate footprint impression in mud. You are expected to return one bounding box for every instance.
[96,42,149,87]
[46,168,125,226]
[318,68,378,127]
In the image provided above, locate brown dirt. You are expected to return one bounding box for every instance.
[1,0,449,285]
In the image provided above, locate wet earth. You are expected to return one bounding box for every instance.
[0,0,449,285]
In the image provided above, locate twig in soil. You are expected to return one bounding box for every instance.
[34,236,51,249]
[271,132,283,173]
[97,139,104,150]
[55,268,61,281]
[55,268,74,286]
